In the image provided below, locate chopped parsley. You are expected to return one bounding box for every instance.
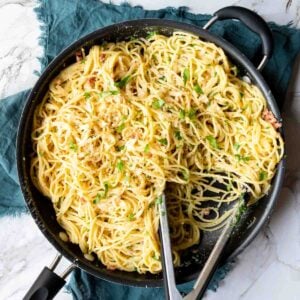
[188,108,197,120]
[226,180,233,191]
[235,154,250,162]
[110,90,120,95]
[259,171,267,181]
[146,31,157,39]
[116,123,125,133]
[179,170,189,181]
[158,138,168,146]
[69,142,77,151]
[235,196,247,224]
[115,75,131,89]
[183,68,190,85]
[93,182,109,204]
[206,135,219,149]
[93,194,101,204]
[240,92,244,98]
[84,92,91,99]
[152,253,160,260]
[233,143,240,151]
[156,195,163,205]
[144,144,150,153]
[116,145,125,152]
[116,160,124,172]
[99,90,120,98]
[174,130,182,140]
[194,84,204,95]
[152,98,165,109]
[128,213,135,221]
[103,182,109,196]
[179,109,186,119]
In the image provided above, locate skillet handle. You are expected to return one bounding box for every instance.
[203,6,273,71]
[23,254,75,300]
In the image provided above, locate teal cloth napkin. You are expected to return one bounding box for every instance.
[1,0,300,299]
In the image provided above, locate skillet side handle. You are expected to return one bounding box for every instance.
[204,6,273,71]
[23,267,66,300]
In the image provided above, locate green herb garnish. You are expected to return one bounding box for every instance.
[259,171,267,181]
[152,98,165,109]
[93,182,109,204]
[128,213,135,221]
[188,108,197,120]
[116,160,124,172]
[81,58,86,64]
[99,90,120,98]
[152,253,160,260]
[179,109,186,119]
[158,138,168,146]
[234,195,247,224]
[116,123,125,133]
[183,68,190,85]
[69,142,77,151]
[233,143,240,151]
[103,182,109,196]
[115,75,131,89]
[93,194,101,204]
[194,84,204,95]
[240,92,244,98]
[206,135,219,149]
[84,92,91,99]
[156,195,163,205]
[174,130,182,140]
[179,170,189,181]
[116,145,125,152]
[235,154,250,162]
[144,144,150,153]
[147,31,157,39]
[110,90,120,95]
[226,181,233,191]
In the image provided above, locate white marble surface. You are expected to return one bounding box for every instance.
[0,0,299,299]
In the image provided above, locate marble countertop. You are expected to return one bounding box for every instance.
[0,1,300,299]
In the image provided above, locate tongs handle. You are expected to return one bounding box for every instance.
[159,194,182,300]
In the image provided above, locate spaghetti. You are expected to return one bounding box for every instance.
[31,32,284,274]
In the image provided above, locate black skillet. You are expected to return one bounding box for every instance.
[17,6,285,299]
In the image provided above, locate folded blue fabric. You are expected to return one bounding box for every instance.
[1,0,300,299]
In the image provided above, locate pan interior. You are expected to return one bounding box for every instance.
[18,20,284,287]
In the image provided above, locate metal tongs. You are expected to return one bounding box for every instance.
[159,194,245,300]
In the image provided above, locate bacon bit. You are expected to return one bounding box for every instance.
[75,50,83,62]
[100,54,106,62]
[107,265,116,270]
[262,108,282,129]
[79,197,86,202]
[202,208,211,216]
[88,77,96,87]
